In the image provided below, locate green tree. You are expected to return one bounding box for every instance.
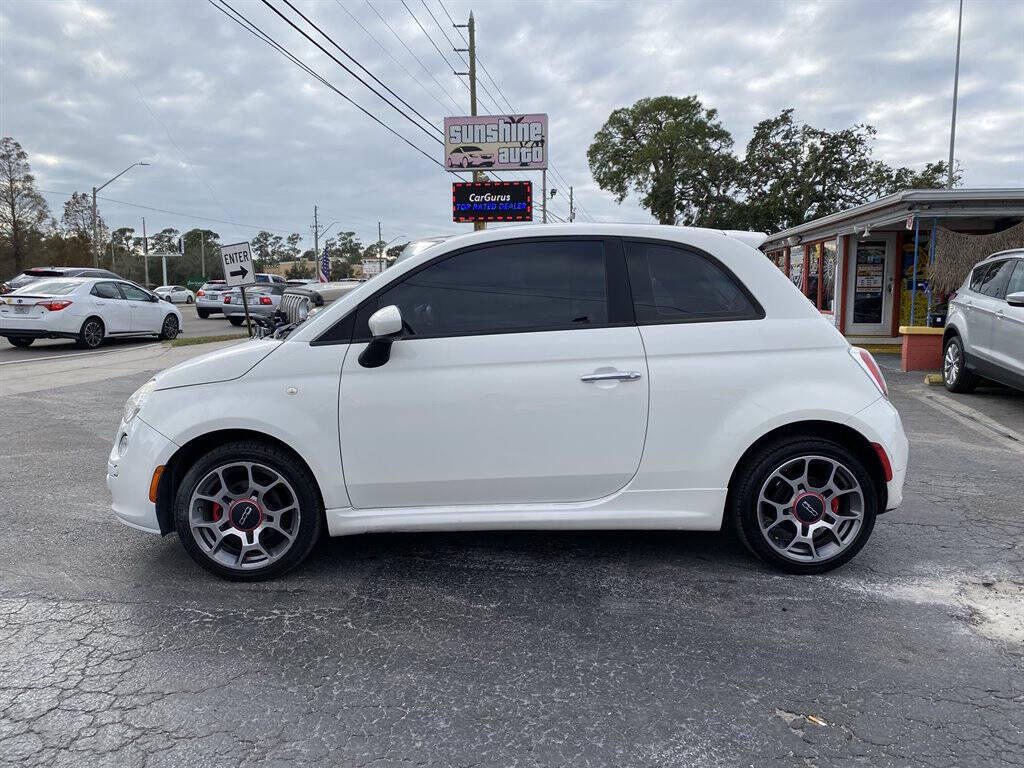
[587,96,738,225]
[0,137,51,273]
[60,192,101,265]
[731,109,959,232]
[285,260,313,279]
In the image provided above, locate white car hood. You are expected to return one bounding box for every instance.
[154,339,280,391]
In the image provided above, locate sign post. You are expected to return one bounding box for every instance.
[220,241,256,337]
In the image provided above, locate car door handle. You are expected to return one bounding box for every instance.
[581,371,642,382]
[94,300,105,306]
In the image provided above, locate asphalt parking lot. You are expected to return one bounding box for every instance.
[0,347,1021,767]
[0,304,247,362]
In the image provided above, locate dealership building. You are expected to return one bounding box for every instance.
[761,189,1024,347]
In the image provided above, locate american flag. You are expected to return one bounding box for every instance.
[318,245,330,283]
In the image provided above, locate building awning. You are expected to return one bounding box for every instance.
[761,188,1024,252]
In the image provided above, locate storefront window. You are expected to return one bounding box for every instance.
[789,249,802,290]
[806,244,820,305]
[821,240,836,312]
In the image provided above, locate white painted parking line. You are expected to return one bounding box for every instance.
[0,343,161,366]
[912,388,1024,454]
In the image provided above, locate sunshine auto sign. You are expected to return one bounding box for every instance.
[444,114,548,171]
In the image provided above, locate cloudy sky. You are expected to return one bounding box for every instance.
[2,0,1021,250]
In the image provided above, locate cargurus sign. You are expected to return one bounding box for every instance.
[444,114,548,171]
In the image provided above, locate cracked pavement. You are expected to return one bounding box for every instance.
[0,358,1021,767]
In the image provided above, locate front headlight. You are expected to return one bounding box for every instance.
[123,379,156,423]
[296,300,309,321]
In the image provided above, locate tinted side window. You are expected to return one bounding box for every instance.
[374,240,608,337]
[978,260,1013,298]
[1005,260,1024,297]
[625,241,760,323]
[120,283,150,301]
[91,282,122,299]
[969,263,992,292]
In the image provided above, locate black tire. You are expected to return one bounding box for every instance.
[197,309,210,319]
[76,317,105,349]
[943,335,978,393]
[159,314,180,340]
[174,440,324,581]
[729,437,878,574]
[228,316,244,326]
[7,337,34,348]
[186,296,194,304]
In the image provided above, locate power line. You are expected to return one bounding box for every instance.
[277,0,441,138]
[209,0,449,172]
[334,0,454,118]
[399,0,470,100]
[365,0,465,113]
[258,0,444,147]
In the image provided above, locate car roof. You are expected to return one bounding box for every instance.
[980,248,1024,263]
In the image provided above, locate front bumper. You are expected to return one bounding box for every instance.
[107,415,179,534]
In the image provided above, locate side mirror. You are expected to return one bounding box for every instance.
[359,305,403,368]
[1006,291,1024,308]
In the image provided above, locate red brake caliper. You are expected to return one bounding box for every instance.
[212,503,222,522]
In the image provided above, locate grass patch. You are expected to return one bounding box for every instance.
[167,334,249,347]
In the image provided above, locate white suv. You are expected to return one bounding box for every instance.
[107,225,908,580]
[943,249,1024,393]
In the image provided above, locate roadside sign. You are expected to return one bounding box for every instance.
[444,115,547,171]
[453,180,532,222]
[220,241,255,287]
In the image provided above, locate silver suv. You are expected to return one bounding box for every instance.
[943,249,1024,393]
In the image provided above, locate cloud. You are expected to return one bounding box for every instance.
[0,0,1020,247]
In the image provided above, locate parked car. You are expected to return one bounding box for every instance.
[107,224,908,581]
[222,284,285,325]
[942,248,1024,393]
[195,274,284,318]
[277,280,362,324]
[1,266,120,295]
[154,285,196,304]
[446,145,495,168]
[1,277,182,348]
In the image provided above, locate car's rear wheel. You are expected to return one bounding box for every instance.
[159,315,179,340]
[943,335,978,393]
[730,437,877,574]
[174,441,323,580]
[8,337,34,348]
[197,309,210,319]
[228,316,244,326]
[77,317,104,349]
[186,295,194,304]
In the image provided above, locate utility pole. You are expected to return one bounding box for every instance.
[313,205,320,273]
[542,170,547,223]
[200,233,205,279]
[455,12,485,231]
[378,221,383,252]
[142,217,149,288]
[569,186,575,222]
[947,0,964,188]
[91,188,99,267]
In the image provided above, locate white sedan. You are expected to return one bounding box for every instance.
[108,223,908,580]
[0,277,183,349]
[154,285,196,304]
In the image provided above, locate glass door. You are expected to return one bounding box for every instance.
[846,235,896,336]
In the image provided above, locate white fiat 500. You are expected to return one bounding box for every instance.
[1,277,183,349]
[108,225,908,580]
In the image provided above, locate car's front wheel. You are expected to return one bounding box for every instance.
[7,336,34,348]
[174,441,323,580]
[730,437,878,574]
[943,335,977,393]
[159,315,180,340]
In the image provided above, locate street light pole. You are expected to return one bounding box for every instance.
[92,161,149,267]
[947,0,964,188]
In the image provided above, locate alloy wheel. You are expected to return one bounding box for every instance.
[162,316,179,339]
[944,343,961,386]
[756,455,865,563]
[188,461,302,571]
[83,320,103,348]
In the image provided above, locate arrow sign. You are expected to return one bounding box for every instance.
[220,242,255,288]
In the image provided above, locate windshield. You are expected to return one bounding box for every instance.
[12,279,80,295]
